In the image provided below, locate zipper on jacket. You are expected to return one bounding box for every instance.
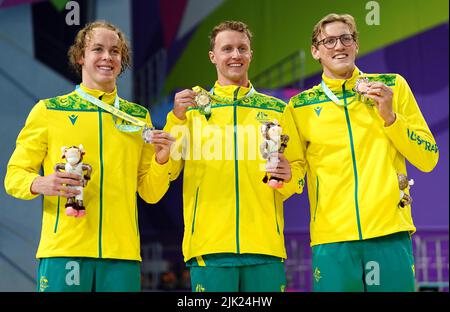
[342,83,363,240]
[273,191,280,235]
[98,108,104,257]
[313,177,319,222]
[233,87,241,253]
[53,196,60,233]
[191,187,199,234]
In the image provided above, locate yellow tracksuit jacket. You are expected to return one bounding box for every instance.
[289,67,439,246]
[4,84,171,261]
[164,82,306,262]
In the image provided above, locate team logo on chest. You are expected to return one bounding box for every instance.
[68,114,78,125]
[314,106,323,117]
[256,111,270,123]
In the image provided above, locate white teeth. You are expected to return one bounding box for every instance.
[229,64,242,67]
[98,66,112,70]
[334,54,347,59]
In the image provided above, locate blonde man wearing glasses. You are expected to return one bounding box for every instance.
[288,13,438,291]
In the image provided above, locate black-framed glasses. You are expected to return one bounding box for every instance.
[316,34,355,49]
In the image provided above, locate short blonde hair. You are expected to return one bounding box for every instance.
[209,20,253,50]
[68,20,131,76]
[312,13,359,46]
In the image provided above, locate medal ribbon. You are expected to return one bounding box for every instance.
[75,85,148,132]
[321,80,347,107]
[192,85,256,105]
[321,70,365,107]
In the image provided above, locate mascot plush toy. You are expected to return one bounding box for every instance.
[54,145,92,217]
[260,120,289,189]
[398,173,414,208]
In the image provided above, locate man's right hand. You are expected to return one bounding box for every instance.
[173,89,197,120]
[31,172,83,197]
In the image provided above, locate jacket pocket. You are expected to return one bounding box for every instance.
[191,187,200,234]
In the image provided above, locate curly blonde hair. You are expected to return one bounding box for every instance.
[68,20,131,76]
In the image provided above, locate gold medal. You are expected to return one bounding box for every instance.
[195,92,210,107]
[193,86,212,115]
[192,85,255,115]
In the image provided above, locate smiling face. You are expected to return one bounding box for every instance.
[209,30,253,87]
[78,27,122,92]
[311,21,358,79]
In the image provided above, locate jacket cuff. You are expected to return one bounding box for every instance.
[26,174,41,200]
[167,111,187,126]
[383,113,405,139]
[151,155,171,175]
[276,176,304,200]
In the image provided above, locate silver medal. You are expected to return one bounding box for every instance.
[142,125,155,143]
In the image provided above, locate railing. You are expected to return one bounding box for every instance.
[135,49,306,111]
[414,234,449,291]
[135,48,167,109]
[284,232,449,292]
[141,242,168,290]
[252,50,306,90]
[141,231,449,292]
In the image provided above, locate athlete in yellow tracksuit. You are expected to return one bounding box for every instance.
[289,13,439,291]
[4,21,173,292]
[164,21,305,292]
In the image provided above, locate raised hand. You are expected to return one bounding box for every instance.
[173,89,197,120]
[150,130,176,165]
[365,82,396,126]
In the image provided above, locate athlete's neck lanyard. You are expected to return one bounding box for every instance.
[75,85,146,132]
[321,71,364,107]
[210,84,256,102]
